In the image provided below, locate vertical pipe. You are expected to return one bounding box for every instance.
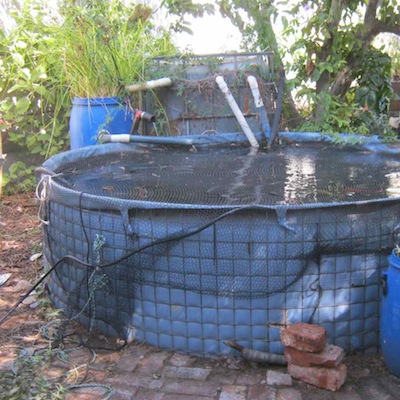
[215,76,259,149]
[247,75,271,140]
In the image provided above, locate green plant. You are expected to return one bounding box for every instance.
[0,0,70,160]
[298,92,366,134]
[58,0,175,98]
[2,161,36,194]
[355,108,396,138]
[354,48,393,114]
[297,84,397,138]
[0,347,66,400]
[0,0,176,193]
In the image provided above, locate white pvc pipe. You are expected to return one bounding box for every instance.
[247,75,264,108]
[215,75,259,148]
[126,77,172,92]
[97,131,131,143]
[107,134,131,143]
[247,75,271,140]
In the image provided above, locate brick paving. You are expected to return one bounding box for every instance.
[57,342,400,400]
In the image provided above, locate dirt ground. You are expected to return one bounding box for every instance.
[0,193,125,399]
[0,193,43,343]
[1,193,400,400]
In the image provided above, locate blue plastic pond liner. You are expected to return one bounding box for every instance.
[95,130,400,154]
[381,250,400,378]
[69,97,133,149]
[38,132,400,357]
[278,132,400,154]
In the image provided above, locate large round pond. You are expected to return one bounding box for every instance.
[38,134,400,356]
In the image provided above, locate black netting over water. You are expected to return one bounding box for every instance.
[52,143,400,206]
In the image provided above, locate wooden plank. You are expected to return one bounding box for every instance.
[390,99,400,112]
[392,81,400,96]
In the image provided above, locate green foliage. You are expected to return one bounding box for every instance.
[0,0,176,193]
[0,0,70,161]
[2,161,36,194]
[161,0,214,33]
[215,0,400,134]
[298,93,365,134]
[355,108,396,138]
[298,92,396,138]
[0,348,66,400]
[354,48,393,112]
[59,0,175,98]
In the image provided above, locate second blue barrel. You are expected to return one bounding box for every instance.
[69,97,133,149]
[381,249,400,377]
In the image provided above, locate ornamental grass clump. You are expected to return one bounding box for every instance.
[59,0,175,98]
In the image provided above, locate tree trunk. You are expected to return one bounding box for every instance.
[314,70,332,120]
[284,94,303,129]
[325,0,390,99]
[330,56,359,97]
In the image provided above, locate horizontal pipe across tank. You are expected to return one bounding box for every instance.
[97,131,265,146]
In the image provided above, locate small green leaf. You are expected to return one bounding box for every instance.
[14,96,31,115]
[15,40,28,49]
[11,52,24,66]
[35,85,48,96]
[19,67,31,81]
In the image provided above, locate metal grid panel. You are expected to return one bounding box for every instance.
[43,199,400,356]
[142,52,275,136]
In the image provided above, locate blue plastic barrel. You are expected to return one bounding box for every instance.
[69,97,133,149]
[381,249,400,377]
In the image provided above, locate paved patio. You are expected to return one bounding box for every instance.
[44,337,400,400]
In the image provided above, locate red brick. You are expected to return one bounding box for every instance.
[284,344,344,367]
[281,323,326,353]
[288,363,347,391]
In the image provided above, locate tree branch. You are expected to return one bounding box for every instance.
[364,0,379,27]
[218,1,245,31]
[372,20,400,36]
[327,0,344,31]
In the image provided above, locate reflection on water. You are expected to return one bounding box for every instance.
[385,172,400,198]
[284,153,317,204]
[55,143,400,206]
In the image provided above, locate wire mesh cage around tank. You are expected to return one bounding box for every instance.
[138,52,277,137]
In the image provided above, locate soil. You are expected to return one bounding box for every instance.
[0,193,122,399]
[0,193,43,343]
[0,193,400,400]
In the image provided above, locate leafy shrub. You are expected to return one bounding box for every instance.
[0,0,175,193]
[0,1,70,159]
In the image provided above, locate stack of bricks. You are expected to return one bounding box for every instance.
[281,322,347,391]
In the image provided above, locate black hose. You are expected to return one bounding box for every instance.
[0,205,261,326]
[268,69,285,149]
[224,341,287,365]
[0,261,59,326]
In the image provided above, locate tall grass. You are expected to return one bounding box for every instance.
[59,1,175,98]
